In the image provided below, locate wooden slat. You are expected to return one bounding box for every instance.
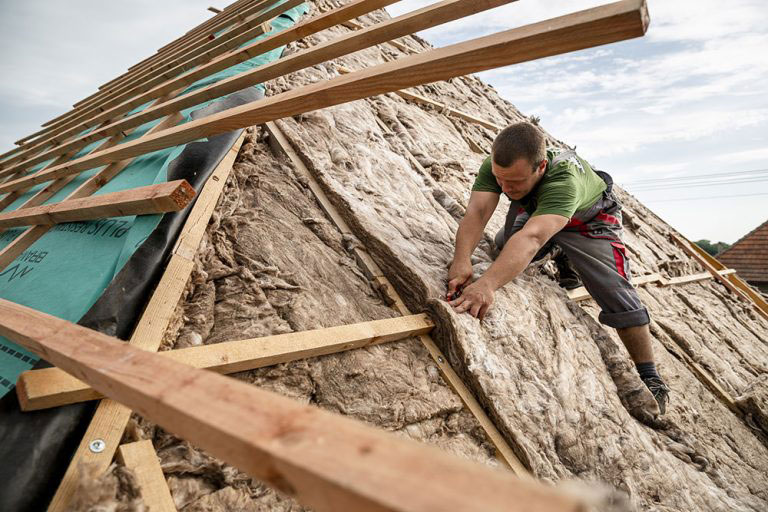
[0,0,648,200]
[665,268,736,286]
[12,9,273,152]
[266,120,531,476]
[2,0,398,175]
[45,132,247,511]
[0,180,194,229]
[0,111,184,272]
[116,441,176,512]
[0,298,584,512]
[568,273,662,301]
[17,314,435,411]
[0,0,648,198]
[672,234,768,321]
[0,0,511,182]
[396,89,502,131]
[84,0,271,100]
[567,270,742,301]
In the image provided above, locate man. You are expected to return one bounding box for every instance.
[446,122,670,414]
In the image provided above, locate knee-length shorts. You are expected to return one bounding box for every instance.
[494,175,650,329]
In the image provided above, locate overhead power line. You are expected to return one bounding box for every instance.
[622,168,768,186]
[643,192,768,203]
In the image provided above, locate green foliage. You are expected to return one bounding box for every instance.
[694,239,731,256]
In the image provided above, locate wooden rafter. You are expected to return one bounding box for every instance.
[0,180,195,229]
[17,313,435,411]
[265,120,530,476]
[0,0,649,198]
[116,441,176,512]
[43,132,247,511]
[0,298,585,512]
[0,0,516,180]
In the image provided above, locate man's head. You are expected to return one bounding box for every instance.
[491,122,546,199]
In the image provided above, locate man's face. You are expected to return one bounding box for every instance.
[491,157,546,200]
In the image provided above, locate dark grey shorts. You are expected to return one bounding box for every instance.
[494,185,650,329]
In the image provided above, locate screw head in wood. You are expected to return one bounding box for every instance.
[89,439,106,453]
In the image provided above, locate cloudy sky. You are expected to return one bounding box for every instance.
[1,1,766,243]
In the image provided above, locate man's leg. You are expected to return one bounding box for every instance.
[552,205,670,414]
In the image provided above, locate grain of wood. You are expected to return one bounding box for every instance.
[1,0,513,182]
[116,441,176,512]
[0,298,584,512]
[17,314,434,411]
[0,0,648,197]
[0,180,195,229]
[44,132,246,511]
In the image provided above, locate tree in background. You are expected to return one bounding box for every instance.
[694,239,731,256]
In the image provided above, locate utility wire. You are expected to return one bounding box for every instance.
[643,192,768,202]
[629,176,768,191]
[622,168,768,185]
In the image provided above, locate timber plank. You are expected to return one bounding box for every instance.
[117,441,176,512]
[17,314,434,411]
[269,120,530,476]
[1,0,516,182]
[0,0,648,196]
[44,132,246,511]
[0,180,195,229]
[0,298,584,512]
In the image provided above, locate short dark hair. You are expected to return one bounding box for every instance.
[492,122,546,170]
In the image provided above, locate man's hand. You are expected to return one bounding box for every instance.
[446,259,474,300]
[449,278,495,320]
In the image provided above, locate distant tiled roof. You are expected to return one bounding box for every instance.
[718,219,768,283]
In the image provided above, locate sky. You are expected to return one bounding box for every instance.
[1,0,766,243]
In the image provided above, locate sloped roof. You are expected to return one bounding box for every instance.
[718,218,768,282]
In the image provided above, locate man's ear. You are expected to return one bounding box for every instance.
[536,159,547,173]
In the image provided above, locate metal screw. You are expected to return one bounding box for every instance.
[437,356,444,363]
[89,439,106,453]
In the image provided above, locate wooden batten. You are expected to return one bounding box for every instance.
[0,298,584,512]
[0,180,195,229]
[45,132,247,511]
[0,0,649,198]
[17,314,435,411]
[116,441,176,512]
[0,0,511,182]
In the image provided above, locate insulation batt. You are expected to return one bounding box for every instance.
[90,2,767,510]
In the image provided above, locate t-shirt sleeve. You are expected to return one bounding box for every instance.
[471,156,502,194]
[531,169,580,219]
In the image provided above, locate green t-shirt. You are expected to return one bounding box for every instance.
[471,148,606,219]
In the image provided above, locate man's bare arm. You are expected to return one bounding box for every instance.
[450,213,568,318]
[447,191,500,298]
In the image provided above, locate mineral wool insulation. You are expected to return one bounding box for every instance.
[82,1,768,510]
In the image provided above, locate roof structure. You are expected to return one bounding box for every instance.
[0,1,767,511]
[718,218,768,284]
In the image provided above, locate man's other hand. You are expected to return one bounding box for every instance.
[446,259,474,300]
[449,279,494,320]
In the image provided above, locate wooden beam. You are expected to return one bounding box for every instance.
[266,120,530,476]
[0,299,584,512]
[665,268,736,286]
[0,180,195,229]
[116,441,175,512]
[567,269,741,302]
[0,0,648,197]
[338,67,502,131]
[208,6,223,14]
[672,234,768,321]
[2,0,399,176]
[0,0,510,181]
[17,314,435,411]
[568,273,662,301]
[0,110,184,273]
[45,132,246,511]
